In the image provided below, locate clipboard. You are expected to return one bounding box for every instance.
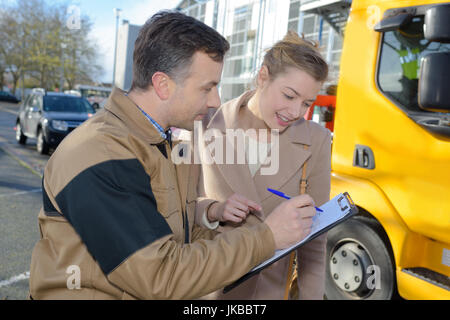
[223,192,359,294]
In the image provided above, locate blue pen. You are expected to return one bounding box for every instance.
[267,188,323,212]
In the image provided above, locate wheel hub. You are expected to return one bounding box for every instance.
[329,242,372,293]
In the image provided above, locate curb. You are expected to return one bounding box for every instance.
[0,142,43,179]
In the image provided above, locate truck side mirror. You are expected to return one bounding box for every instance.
[418,52,450,111]
[424,4,450,43]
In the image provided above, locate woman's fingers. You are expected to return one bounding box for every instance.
[222,193,263,223]
[229,199,250,213]
[231,194,262,212]
[223,206,247,222]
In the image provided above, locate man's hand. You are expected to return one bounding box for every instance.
[208,193,262,223]
[264,194,316,250]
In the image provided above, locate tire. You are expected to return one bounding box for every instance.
[36,129,49,155]
[16,122,27,145]
[325,216,395,300]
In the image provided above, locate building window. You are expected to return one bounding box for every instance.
[302,14,317,36]
[288,0,301,33]
[179,0,207,22]
[227,4,253,65]
[221,4,255,101]
[299,11,342,86]
[221,83,247,101]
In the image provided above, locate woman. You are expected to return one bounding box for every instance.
[195,31,331,300]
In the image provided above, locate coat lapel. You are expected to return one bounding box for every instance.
[215,156,263,218]
[203,91,313,219]
[205,92,263,218]
[253,119,312,203]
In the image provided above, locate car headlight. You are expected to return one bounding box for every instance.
[51,120,68,131]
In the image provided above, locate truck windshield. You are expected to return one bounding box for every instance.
[377,16,450,113]
[43,96,94,113]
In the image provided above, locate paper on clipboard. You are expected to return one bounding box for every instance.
[223,192,358,293]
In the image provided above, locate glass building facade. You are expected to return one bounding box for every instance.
[177,0,349,102]
[178,0,208,22]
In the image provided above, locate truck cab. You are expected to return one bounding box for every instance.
[324,0,450,299]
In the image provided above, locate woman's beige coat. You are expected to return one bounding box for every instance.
[195,91,332,299]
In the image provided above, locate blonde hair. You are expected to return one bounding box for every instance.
[262,31,328,82]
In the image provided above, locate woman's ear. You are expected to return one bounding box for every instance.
[257,65,270,88]
[151,72,172,100]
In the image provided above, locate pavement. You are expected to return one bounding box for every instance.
[0,101,45,300]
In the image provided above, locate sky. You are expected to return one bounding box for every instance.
[67,0,182,83]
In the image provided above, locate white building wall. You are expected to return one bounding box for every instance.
[114,21,141,91]
[114,21,129,90]
[204,0,216,26]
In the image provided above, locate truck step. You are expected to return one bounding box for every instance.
[402,267,450,291]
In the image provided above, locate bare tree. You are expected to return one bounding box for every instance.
[0,6,29,95]
[0,0,103,93]
[62,13,103,89]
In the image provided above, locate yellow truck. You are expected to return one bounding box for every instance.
[323,0,450,299]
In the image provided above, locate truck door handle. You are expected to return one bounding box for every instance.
[353,144,375,169]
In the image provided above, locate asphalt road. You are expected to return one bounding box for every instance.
[0,101,48,300]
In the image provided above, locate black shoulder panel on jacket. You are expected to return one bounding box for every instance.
[54,159,173,275]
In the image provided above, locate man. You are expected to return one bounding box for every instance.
[29,11,316,299]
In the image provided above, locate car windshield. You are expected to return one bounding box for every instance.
[43,96,94,113]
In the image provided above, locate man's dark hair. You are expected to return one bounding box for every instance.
[131,10,230,90]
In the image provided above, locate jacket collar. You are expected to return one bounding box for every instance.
[104,87,166,145]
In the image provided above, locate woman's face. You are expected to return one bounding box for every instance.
[255,66,323,132]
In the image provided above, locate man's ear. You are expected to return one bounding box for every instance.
[257,65,270,88]
[151,72,172,100]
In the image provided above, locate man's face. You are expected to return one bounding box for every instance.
[168,51,223,131]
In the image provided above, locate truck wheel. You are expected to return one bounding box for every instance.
[36,129,49,155]
[16,122,27,145]
[325,216,395,300]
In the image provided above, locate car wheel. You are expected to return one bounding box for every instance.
[325,216,395,300]
[36,129,49,155]
[16,122,27,145]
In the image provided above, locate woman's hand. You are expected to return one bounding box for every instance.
[208,194,262,223]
